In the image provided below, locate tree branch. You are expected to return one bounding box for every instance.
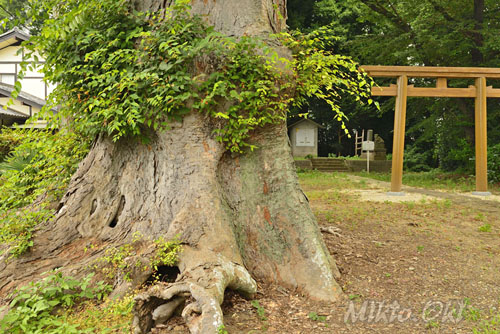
[360,0,411,33]
[359,0,435,64]
[427,0,456,22]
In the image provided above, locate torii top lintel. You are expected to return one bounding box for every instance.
[361,65,500,98]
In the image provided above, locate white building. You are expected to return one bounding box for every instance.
[0,28,54,127]
[287,118,323,157]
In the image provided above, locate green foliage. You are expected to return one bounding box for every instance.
[478,224,492,233]
[0,128,25,162]
[0,128,89,256]
[0,148,36,174]
[288,1,500,168]
[488,143,500,184]
[348,294,362,301]
[403,145,433,172]
[0,0,30,32]
[0,128,89,210]
[0,272,111,334]
[96,243,136,282]
[66,295,134,333]
[17,0,373,154]
[1,208,54,258]
[24,0,288,152]
[308,311,327,322]
[439,134,475,173]
[250,300,267,321]
[94,234,181,282]
[463,299,500,334]
[217,325,229,334]
[278,26,376,135]
[151,236,182,271]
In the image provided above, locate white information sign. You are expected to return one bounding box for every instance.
[362,141,375,151]
[362,141,375,173]
[296,128,314,147]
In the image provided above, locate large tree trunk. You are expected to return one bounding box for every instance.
[0,1,342,333]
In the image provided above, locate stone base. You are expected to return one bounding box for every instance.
[471,191,491,196]
[387,192,405,196]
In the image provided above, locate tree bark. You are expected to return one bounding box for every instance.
[0,1,343,333]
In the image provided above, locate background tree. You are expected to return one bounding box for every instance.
[0,0,31,32]
[287,0,500,174]
[287,0,384,157]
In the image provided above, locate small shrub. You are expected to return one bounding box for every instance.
[403,146,433,172]
[0,148,36,175]
[0,127,25,162]
[0,272,111,334]
[95,243,136,281]
[478,224,492,233]
[217,325,229,334]
[250,300,267,321]
[66,294,135,333]
[94,235,181,283]
[348,294,362,301]
[151,236,182,271]
[0,129,89,257]
[308,311,327,322]
[488,143,500,183]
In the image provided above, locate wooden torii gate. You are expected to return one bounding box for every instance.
[361,66,500,195]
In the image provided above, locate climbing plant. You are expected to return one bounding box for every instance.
[16,0,374,153]
[0,129,89,257]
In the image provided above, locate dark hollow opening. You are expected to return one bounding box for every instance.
[90,199,98,216]
[146,266,180,285]
[109,216,118,228]
[109,195,125,228]
[56,202,64,214]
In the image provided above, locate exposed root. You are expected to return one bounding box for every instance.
[133,260,257,334]
[320,226,342,238]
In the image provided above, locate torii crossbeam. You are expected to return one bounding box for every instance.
[361,66,500,195]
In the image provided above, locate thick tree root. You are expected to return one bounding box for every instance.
[133,259,257,334]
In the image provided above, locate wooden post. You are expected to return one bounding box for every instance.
[390,75,408,193]
[437,77,447,88]
[474,77,489,193]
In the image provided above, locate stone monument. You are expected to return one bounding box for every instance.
[361,134,387,160]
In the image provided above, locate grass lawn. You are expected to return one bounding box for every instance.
[354,170,500,194]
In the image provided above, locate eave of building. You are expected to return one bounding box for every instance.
[0,105,29,118]
[0,82,48,110]
[287,118,325,129]
[0,27,29,50]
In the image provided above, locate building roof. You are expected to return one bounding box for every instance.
[0,106,29,118]
[287,118,325,129]
[0,27,29,50]
[0,82,48,110]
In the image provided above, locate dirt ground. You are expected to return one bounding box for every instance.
[161,172,500,334]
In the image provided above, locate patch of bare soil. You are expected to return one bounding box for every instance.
[217,174,500,334]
